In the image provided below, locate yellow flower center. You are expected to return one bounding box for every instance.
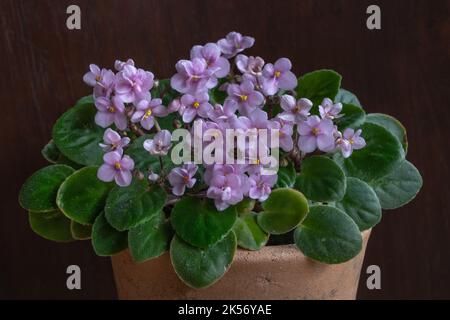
[240,95,248,102]
[349,138,354,145]
[252,158,260,165]
[95,75,102,82]
[274,70,281,78]
[114,162,121,170]
[193,101,200,108]
[107,106,116,113]
[312,128,319,136]
[143,109,152,119]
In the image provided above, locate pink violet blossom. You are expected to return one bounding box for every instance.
[208,100,239,123]
[248,173,278,202]
[115,65,155,103]
[114,59,135,72]
[260,58,297,96]
[297,116,335,153]
[190,43,230,78]
[131,97,167,130]
[143,130,172,156]
[97,151,135,187]
[94,96,128,130]
[168,164,198,196]
[226,80,264,116]
[179,92,213,123]
[336,128,366,158]
[319,98,343,120]
[279,95,313,124]
[99,128,130,153]
[217,32,255,59]
[170,58,217,94]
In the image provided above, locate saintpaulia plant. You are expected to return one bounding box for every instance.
[19,32,422,289]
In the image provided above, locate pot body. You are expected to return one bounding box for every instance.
[111,230,370,300]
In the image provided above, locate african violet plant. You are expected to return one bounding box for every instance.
[19,32,422,289]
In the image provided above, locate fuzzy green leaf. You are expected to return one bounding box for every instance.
[92,212,128,256]
[29,210,74,242]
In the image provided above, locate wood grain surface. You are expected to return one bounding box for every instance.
[0,0,449,299]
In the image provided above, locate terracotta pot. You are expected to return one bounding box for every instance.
[111,230,371,300]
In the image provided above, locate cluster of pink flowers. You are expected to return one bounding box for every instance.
[85,32,366,211]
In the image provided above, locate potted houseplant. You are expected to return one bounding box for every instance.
[19,32,422,300]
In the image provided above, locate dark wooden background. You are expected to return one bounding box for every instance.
[1,0,449,299]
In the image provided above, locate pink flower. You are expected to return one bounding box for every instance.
[226,80,264,116]
[114,59,135,72]
[170,58,217,94]
[217,32,255,58]
[336,128,366,158]
[279,95,313,124]
[190,43,230,78]
[248,174,277,202]
[94,96,127,130]
[319,98,343,120]
[179,92,213,123]
[260,58,297,96]
[131,97,167,130]
[97,151,135,187]
[115,65,154,103]
[143,130,172,156]
[298,116,335,153]
[99,128,130,153]
[168,164,198,196]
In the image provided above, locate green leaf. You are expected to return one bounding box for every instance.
[170,231,236,288]
[128,211,173,262]
[70,221,92,240]
[29,210,74,242]
[235,198,256,214]
[296,70,342,106]
[294,205,362,264]
[19,165,75,212]
[295,156,346,202]
[171,197,237,248]
[365,113,408,153]
[92,212,128,256]
[371,160,422,210]
[335,103,366,130]
[57,166,113,224]
[275,161,296,188]
[233,212,269,250]
[335,177,381,231]
[334,122,404,183]
[105,180,166,231]
[152,79,179,106]
[334,88,362,108]
[53,98,104,166]
[41,140,60,163]
[257,188,309,235]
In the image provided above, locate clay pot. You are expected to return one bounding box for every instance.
[111,230,371,300]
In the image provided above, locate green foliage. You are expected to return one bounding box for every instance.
[171,197,237,248]
[334,122,404,182]
[105,179,166,231]
[275,160,296,188]
[92,212,128,256]
[70,221,92,240]
[334,88,362,108]
[53,97,104,166]
[371,160,422,209]
[296,70,342,107]
[170,231,236,288]
[295,156,346,202]
[57,167,113,224]
[294,205,362,264]
[336,177,381,231]
[257,188,309,234]
[233,212,269,250]
[335,103,366,130]
[128,211,173,262]
[365,113,408,153]
[41,140,60,163]
[28,210,74,242]
[19,165,74,212]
